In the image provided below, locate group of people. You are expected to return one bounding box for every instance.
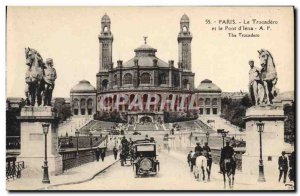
[187,142,213,181]
[278,150,295,184]
[95,148,106,162]
[187,141,237,182]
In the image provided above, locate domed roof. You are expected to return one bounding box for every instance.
[70,80,96,93]
[181,14,189,22]
[123,41,168,68]
[123,56,168,68]
[134,44,157,53]
[197,79,222,93]
[101,13,111,23]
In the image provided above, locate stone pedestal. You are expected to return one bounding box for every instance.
[17,106,63,175]
[242,105,286,180]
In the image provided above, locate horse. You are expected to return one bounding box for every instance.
[194,154,208,182]
[220,154,237,189]
[24,47,45,106]
[206,154,213,181]
[258,49,278,104]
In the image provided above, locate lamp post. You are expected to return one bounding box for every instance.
[42,123,50,184]
[217,129,228,148]
[206,131,210,144]
[89,132,93,150]
[257,122,266,182]
[189,132,193,147]
[75,129,80,157]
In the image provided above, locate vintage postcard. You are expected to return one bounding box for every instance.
[6,6,295,191]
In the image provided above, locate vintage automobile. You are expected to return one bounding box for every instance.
[133,140,159,177]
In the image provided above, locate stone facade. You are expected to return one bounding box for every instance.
[195,79,222,116]
[70,14,222,123]
[70,80,96,116]
[17,106,63,175]
[242,105,286,177]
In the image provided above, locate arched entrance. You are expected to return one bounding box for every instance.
[139,116,153,123]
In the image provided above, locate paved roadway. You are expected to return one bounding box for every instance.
[51,150,290,191]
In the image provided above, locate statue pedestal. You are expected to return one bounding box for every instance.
[17,106,63,175]
[242,105,286,179]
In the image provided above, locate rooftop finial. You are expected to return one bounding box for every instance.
[143,36,148,44]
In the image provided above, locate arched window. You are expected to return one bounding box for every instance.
[80,99,86,115]
[73,98,79,115]
[102,79,108,90]
[113,75,118,86]
[87,99,93,115]
[182,26,188,32]
[103,26,108,32]
[205,98,211,106]
[123,73,133,85]
[140,72,151,84]
[212,98,218,106]
[199,98,204,106]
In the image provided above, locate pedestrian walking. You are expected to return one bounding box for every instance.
[278,151,288,183]
[187,151,192,167]
[113,146,118,160]
[101,149,106,162]
[190,151,197,172]
[95,147,100,162]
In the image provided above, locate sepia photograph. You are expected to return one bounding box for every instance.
[5,6,295,191]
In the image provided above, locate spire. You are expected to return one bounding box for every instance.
[143,36,148,44]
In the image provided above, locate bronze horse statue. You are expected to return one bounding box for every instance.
[24,47,57,106]
[258,49,278,104]
[25,47,45,106]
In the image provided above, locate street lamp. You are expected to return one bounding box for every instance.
[75,129,80,157]
[42,123,50,184]
[257,122,266,182]
[89,132,93,150]
[206,131,210,144]
[189,132,193,147]
[217,129,228,148]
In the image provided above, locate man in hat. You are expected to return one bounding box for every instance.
[278,151,289,183]
[195,142,203,154]
[220,140,235,172]
[43,58,57,106]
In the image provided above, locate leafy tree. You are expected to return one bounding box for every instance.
[53,98,72,122]
[284,102,295,143]
[221,94,252,128]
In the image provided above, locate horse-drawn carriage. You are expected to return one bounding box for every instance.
[120,138,134,166]
[133,140,159,177]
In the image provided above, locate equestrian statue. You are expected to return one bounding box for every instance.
[248,49,278,105]
[24,47,57,106]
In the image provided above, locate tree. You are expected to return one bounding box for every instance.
[53,98,72,122]
[284,102,295,144]
[221,94,252,129]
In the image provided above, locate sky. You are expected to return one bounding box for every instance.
[6,6,294,98]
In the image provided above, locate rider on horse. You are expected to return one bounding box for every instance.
[203,142,212,181]
[220,141,235,171]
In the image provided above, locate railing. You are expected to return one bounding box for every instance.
[6,159,25,180]
[58,136,106,149]
[60,147,113,171]
[6,136,20,149]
